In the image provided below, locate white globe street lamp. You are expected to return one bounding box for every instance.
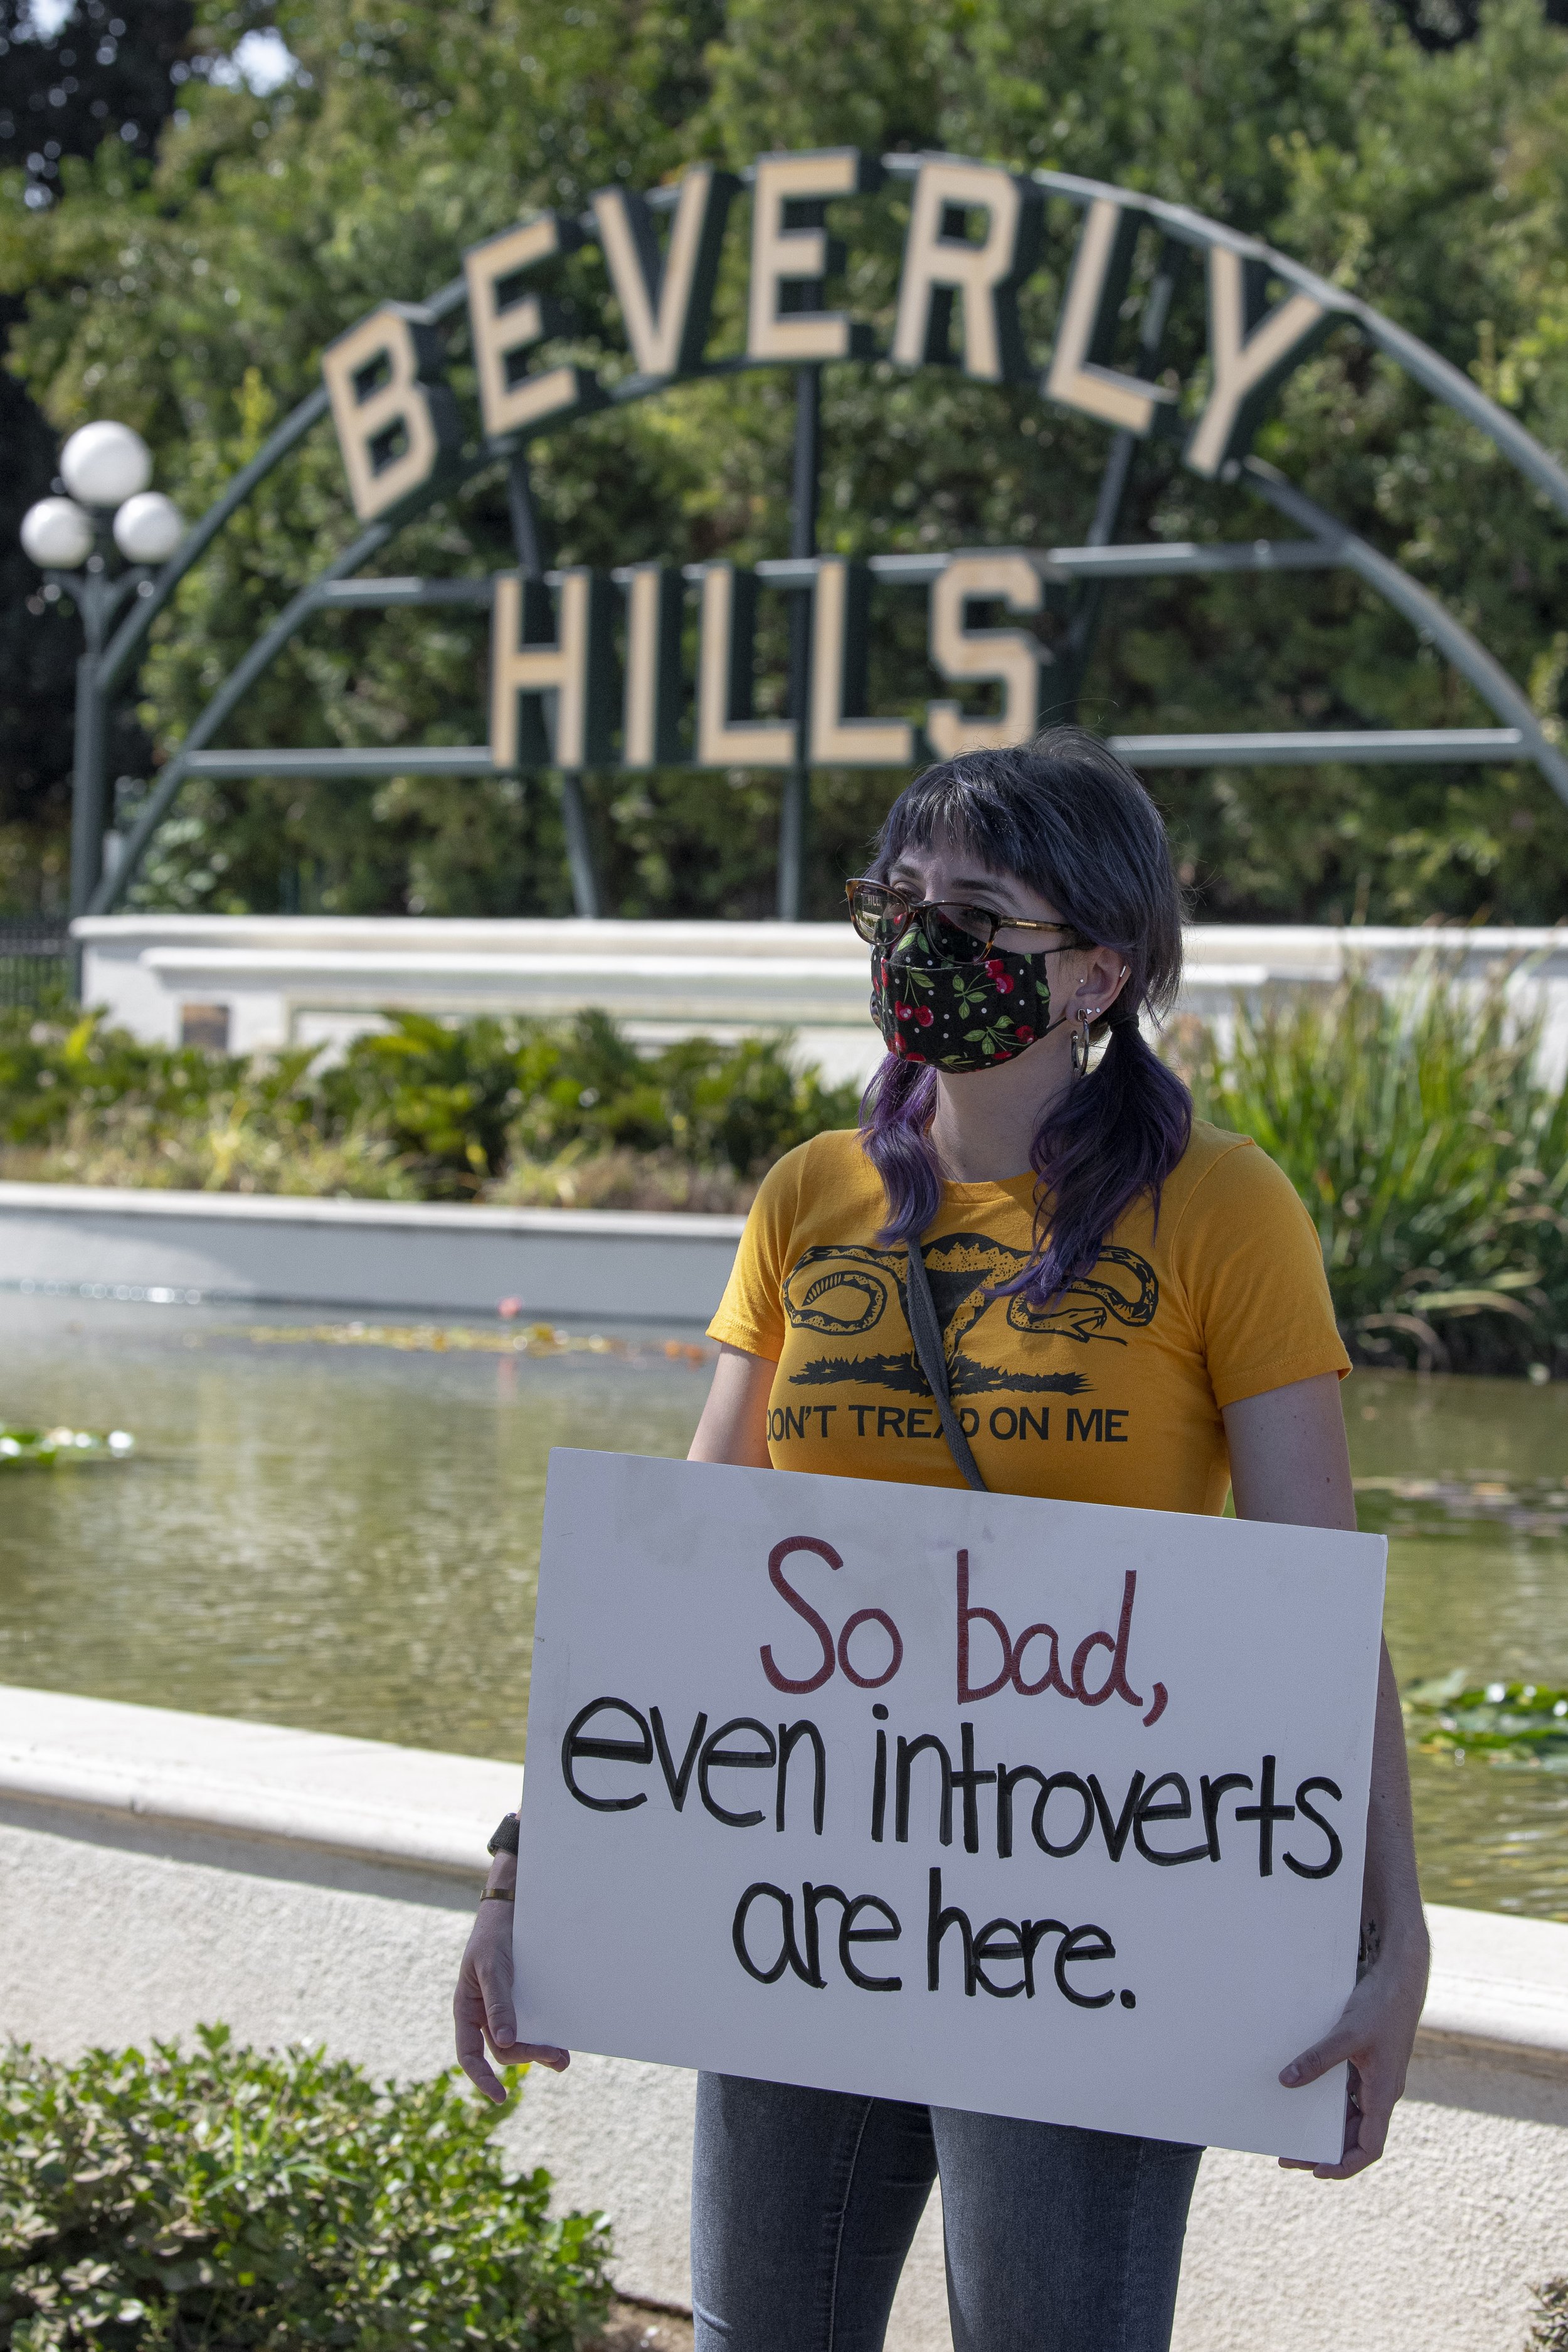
[18,418,188,941]
[19,496,94,571]
[60,420,153,510]
[113,491,185,566]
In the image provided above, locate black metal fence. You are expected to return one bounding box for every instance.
[0,920,72,1011]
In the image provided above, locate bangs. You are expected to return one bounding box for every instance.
[876,763,1037,886]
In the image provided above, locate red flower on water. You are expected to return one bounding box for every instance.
[993,973,1014,994]
[1014,1024,1034,1044]
[915,1005,934,1027]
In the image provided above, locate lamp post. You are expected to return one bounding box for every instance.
[19,421,183,963]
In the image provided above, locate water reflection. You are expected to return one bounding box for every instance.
[0,1301,1564,1917]
[1356,1371,1568,1919]
[0,1296,710,1759]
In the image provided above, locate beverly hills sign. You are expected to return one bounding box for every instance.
[81,146,1568,920]
[320,151,1331,775]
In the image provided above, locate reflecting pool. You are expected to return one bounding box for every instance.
[1,1295,1564,1917]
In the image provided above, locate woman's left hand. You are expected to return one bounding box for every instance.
[1222,1379,1431,2185]
[1276,1930,1429,2179]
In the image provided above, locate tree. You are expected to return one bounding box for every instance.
[3,0,1568,925]
[0,0,197,913]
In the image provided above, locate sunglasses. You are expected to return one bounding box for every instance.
[845,877,1084,965]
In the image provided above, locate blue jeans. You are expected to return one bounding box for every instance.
[691,2074,1201,2352]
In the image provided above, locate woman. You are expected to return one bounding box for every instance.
[456,730,1428,2352]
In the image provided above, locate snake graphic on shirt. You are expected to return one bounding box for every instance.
[780,1232,1158,1398]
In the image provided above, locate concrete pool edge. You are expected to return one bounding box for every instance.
[4,1683,1568,2351]
[0,1180,746,1320]
[0,1685,513,1878]
[1,1679,1563,2069]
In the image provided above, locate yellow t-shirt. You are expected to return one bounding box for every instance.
[708,1121,1348,1517]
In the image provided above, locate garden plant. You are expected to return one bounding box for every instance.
[0,1003,863,1212]
[1530,2279,1568,2350]
[0,2026,612,2350]
[1182,961,1568,1376]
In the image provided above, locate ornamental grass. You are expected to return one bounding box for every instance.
[1182,960,1568,1378]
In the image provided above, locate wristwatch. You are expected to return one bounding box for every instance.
[487,1811,520,1857]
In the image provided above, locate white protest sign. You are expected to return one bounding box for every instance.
[514,1450,1386,2161]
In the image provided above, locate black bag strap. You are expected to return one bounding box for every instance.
[904,1241,988,1492]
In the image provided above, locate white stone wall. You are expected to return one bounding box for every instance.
[0,1180,745,1318]
[3,1685,1567,2352]
[73,914,1568,1090]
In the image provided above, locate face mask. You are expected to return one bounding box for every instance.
[869,910,1060,1072]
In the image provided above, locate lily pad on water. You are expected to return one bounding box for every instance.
[1404,1670,1568,1769]
[0,1425,135,1469]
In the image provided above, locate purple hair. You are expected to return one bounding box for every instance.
[857,729,1192,1310]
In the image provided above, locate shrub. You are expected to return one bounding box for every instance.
[0,1010,245,1152]
[0,2026,612,2351]
[0,1005,864,1202]
[1528,2277,1568,2349]
[1184,961,1568,1376]
[324,1012,541,1189]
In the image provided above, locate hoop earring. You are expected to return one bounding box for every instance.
[1071,1007,1097,1077]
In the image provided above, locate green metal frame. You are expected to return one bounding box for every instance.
[61,157,1568,923]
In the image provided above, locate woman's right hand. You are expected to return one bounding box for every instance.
[453,1867,570,2104]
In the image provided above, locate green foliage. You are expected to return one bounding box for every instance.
[6,0,1568,921]
[0,0,199,914]
[1184,961,1568,1372]
[0,2025,612,2351]
[322,1013,539,1189]
[1528,2276,1568,2349]
[317,1007,864,1188]
[0,1007,250,1149]
[1404,1671,1568,1768]
[0,1002,864,1200]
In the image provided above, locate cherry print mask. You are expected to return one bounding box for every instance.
[869,907,1060,1071]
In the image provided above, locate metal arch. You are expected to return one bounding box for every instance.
[90,412,509,916]
[96,277,470,696]
[80,156,1568,915]
[115,515,1560,797]
[90,382,551,916]
[109,154,1568,664]
[90,516,391,913]
[92,525,1349,914]
[100,388,326,695]
[1241,458,1568,807]
[986,160,1568,527]
[636,154,1568,525]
